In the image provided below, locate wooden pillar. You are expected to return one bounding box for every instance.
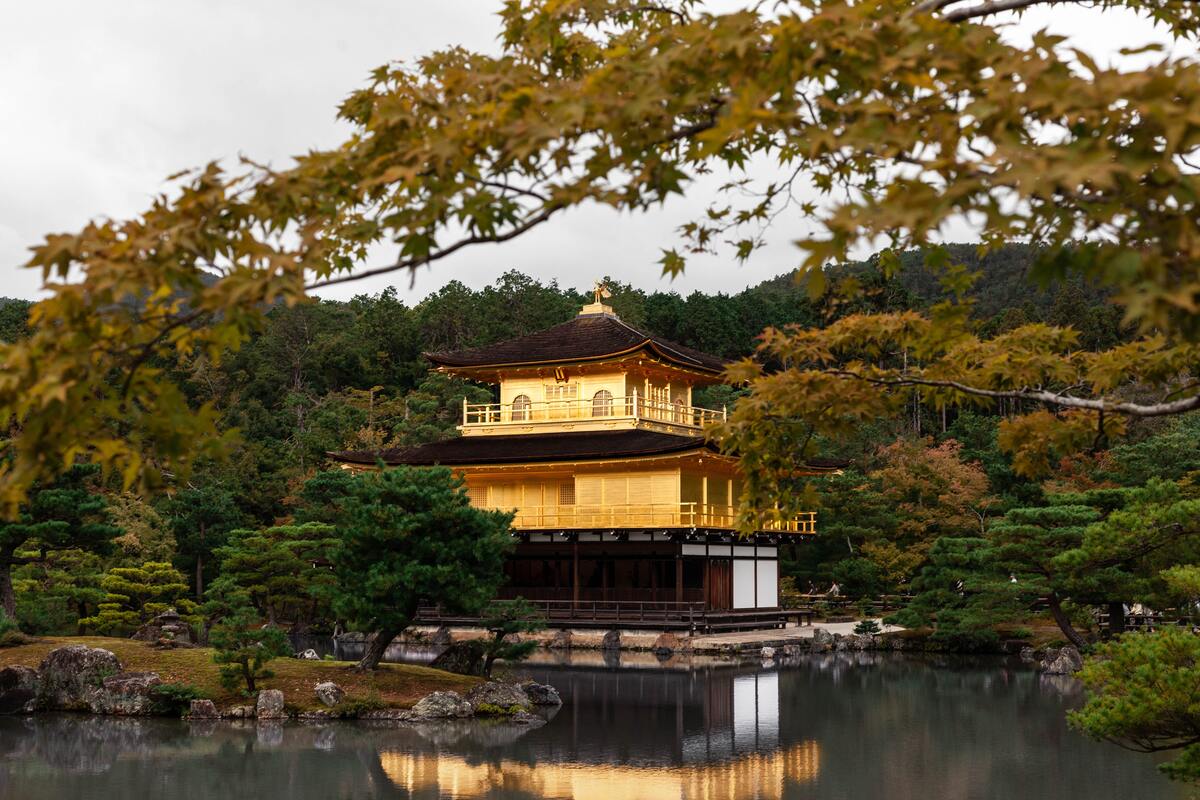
[675,553,683,604]
[572,539,580,605]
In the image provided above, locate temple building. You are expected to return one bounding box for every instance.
[331,291,827,630]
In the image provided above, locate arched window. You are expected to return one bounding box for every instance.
[592,389,614,417]
[511,394,531,421]
[672,397,685,423]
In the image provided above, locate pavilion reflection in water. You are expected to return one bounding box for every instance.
[378,671,820,799]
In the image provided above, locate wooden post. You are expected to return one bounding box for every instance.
[572,540,580,606]
[675,553,683,604]
[462,396,468,425]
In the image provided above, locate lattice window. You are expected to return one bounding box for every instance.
[465,485,489,507]
[511,394,531,421]
[558,483,576,506]
[592,389,614,417]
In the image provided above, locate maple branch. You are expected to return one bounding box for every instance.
[939,0,1064,22]
[305,204,564,291]
[826,370,1200,417]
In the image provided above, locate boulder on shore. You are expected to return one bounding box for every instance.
[601,630,621,651]
[430,640,485,676]
[256,689,287,719]
[410,690,474,719]
[89,671,163,715]
[296,649,320,660]
[314,682,345,708]
[652,632,686,655]
[0,665,39,715]
[810,629,835,653]
[546,630,572,650]
[187,699,220,719]
[522,682,562,706]
[466,681,533,715]
[36,645,122,711]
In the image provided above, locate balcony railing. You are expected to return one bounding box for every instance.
[481,502,816,534]
[462,392,726,430]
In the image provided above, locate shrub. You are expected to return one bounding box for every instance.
[0,610,31,647]
[150,683,210,717]
[854,619,882,637]
[208,593,292,694]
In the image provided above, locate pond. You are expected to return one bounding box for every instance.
[0,653,1182,799]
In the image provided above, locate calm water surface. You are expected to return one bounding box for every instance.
[0,653,1184,800]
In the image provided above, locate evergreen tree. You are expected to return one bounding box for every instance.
[80,561,199,635]
[210,522,338,629]
[479,598,545,677]
[159,485,244,600]
[207,589,291,694]
[0,464,119,620]
[329,467,514,671]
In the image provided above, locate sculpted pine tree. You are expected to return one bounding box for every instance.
[329,467,513,672]
[0,465,119,619]
[1,1,1198,514]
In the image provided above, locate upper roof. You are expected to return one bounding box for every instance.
[425,310,729,376]
[330,429,718,467]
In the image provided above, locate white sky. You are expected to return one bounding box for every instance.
[0,1,1189,303]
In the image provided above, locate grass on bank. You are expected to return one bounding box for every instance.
[0,636,478,712]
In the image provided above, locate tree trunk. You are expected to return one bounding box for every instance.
[1108,601,1126,635]
[0,564,14,620]
[1047,593,1089,650]
[355,625,402,672]
[195,523,206,600]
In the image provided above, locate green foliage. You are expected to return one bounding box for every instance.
[480,597,545,677]
[293,470,358,525]
[13,548,105,635]
[1070,629,1200,783]
[0,464,120,620]
[149,683,210,717]
[853,619,882,637]
[208,592,292,694]
[80,561,199,636]
[887,537,1020,650]
[329,466,514,670]
[0,609,29,647]
[158,484,245,599]
[210,522,338,627]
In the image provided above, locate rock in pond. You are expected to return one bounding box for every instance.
[256,689,287,719]
[36,645,122,711]
[410,690,474,719]
[761,646,776,660]
[89,671,163,715]
[314,681,345,707]
[811,629,834,652]
[0,665,39,714]
[522,682,562,707]
[546,630,572,650]
[601,630,621,651]
[187,699,220,719]
[466,681,533,715]
[1041,646,1084,675]
[652,632,685,655]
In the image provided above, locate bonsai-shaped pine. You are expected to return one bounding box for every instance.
[480,598,545,678]
[854,619,882,637]
[328,466,514,672]
[207,590,291,694]
[1070,628,1200,783]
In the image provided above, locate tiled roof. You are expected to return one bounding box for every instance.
[330,430,717,466]
[425,313,728,374]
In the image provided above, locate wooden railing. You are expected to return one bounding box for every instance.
[416,599,786,632]
[486,502,816,533]
[462,391,726,430]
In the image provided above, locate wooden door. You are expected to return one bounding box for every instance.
[706,559,732,610]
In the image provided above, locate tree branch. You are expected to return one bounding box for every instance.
[826,370,1200,418]
[305,204,564,291]
[940,0,1064,23]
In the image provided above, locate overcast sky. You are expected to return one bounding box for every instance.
[0,2,1187,304]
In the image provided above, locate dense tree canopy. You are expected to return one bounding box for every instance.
[1,0,1198,515]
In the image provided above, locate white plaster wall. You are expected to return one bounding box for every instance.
[756,559,779,608]
[733,559,756,609]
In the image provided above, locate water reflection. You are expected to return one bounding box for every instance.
[0,654,1183,800]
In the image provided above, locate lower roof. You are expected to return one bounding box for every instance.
[329,429,717,467]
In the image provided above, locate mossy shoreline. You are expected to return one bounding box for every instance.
[0,636,479,715]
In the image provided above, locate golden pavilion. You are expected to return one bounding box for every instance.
[331,292,826,630]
